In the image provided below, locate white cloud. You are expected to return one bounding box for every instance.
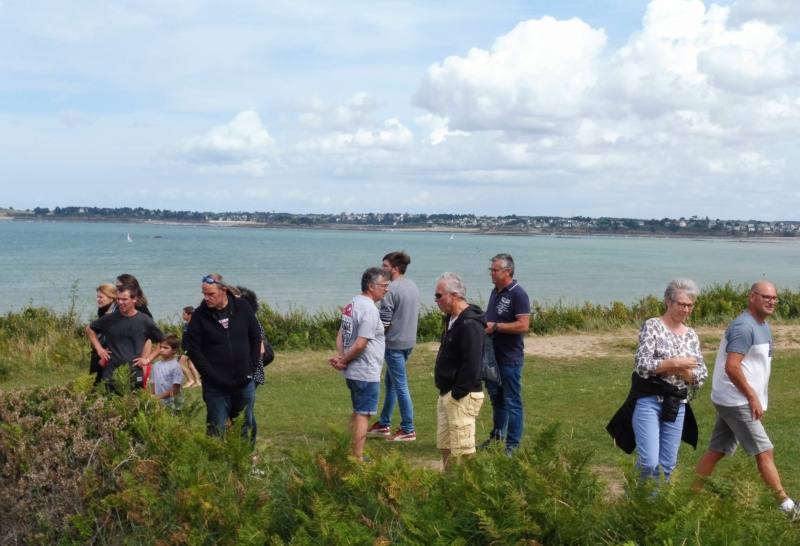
[172,110,275,168]
[413,16,608,133]
[728,0,800,26]
[296,92,378,131]
[297,118,414,155]
[3,0,800,219]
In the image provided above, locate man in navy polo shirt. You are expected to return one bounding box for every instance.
[479,253,531,456]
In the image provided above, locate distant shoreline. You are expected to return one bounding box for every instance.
[3,215,798,243]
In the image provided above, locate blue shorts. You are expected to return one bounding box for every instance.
[346,379,379,415]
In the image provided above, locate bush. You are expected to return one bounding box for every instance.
[3,384,800,544]
[5,281,800,382]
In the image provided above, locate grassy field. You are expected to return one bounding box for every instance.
[6,331,800,498]
[5,303,800,543]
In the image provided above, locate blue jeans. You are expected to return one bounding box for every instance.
[632,395,686,481]
[485,362,523,448]
[202,380,256,445]
[378,348,415,433]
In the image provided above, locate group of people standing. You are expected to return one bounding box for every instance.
[607,280,798,517]
[85,254,533,473]
[329,251,531,470]
[83,261,796,517]
[86,273,272,444]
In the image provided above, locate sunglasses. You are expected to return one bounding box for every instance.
[202,275,226,287]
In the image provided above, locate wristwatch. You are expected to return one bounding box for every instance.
[492,323,499,333]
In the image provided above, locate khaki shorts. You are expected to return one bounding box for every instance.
[436,391,484,456]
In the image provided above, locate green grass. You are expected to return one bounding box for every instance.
[8,336,800,497]
[6,297,800,543]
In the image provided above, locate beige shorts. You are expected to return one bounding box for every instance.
[436,391,484,456]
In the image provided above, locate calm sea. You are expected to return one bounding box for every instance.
[1,221,799,322]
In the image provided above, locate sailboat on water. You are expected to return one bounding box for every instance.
[127,233,133,243]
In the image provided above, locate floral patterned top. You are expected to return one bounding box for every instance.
[634,317,707,401]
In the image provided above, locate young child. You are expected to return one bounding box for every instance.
[151,333,184,408]
[179,306,202,388]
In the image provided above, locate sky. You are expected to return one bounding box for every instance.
[1,0,799,220]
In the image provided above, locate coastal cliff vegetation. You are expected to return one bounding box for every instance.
[3,282,800,543]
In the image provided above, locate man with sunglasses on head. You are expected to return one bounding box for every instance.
[695,282,799,518]
[184,273,262,443]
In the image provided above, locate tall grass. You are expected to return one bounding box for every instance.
[2,281,800,385]
[4,281,800,543]
[3,381,800,544]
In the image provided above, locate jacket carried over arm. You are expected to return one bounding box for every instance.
[434,304,487,401]
[184,294,261,391]
[606,372,699,455]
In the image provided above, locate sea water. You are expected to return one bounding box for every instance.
[1,220,799,322]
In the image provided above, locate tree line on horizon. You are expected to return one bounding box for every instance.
[3,205,798,236]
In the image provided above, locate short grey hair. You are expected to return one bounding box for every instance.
[491,253,515,277]
[664,278,700,302]
[437,272,467,300]
[361,267,387,292]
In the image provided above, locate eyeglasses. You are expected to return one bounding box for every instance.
[374,283,390,289]
[672,302,694,310]
[434,293,445,300]
[202,275,226,288]
[487,267,507,273]
[753,292,779,303]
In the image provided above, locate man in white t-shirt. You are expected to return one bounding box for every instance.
[694,282,798,517]
[328,267,389,461]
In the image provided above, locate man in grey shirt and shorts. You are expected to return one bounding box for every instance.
[694,282,798,517]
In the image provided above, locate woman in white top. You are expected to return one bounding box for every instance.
[631,278,708,482]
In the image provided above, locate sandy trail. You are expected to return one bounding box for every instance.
[523,324,800,359]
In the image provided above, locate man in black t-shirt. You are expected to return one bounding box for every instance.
[87,284,164,389]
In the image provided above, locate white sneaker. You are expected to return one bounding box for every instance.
[780,498,799,520]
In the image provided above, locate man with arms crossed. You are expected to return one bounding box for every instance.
[694,282,798,516]
[479,253,531,456]
[434,272,486,471]
[368,251,420,442]
[185,274,262,442]
[86,284,164,391]
[329,268,389,461]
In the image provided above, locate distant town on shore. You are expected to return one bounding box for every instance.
[2,206,799,238]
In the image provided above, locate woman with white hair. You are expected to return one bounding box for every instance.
[608,278,708,483]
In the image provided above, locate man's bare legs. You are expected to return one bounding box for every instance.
[441,449,451,471]
[350,413,369,460]
[694,448,789,503]
[755,449,789,502]
[693,449,726,490]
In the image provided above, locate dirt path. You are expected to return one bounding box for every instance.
[523,324,800,359]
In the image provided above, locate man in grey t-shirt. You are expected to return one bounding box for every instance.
[328,267,389,461]
[694,282,799,517]
[368,251,420,442]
